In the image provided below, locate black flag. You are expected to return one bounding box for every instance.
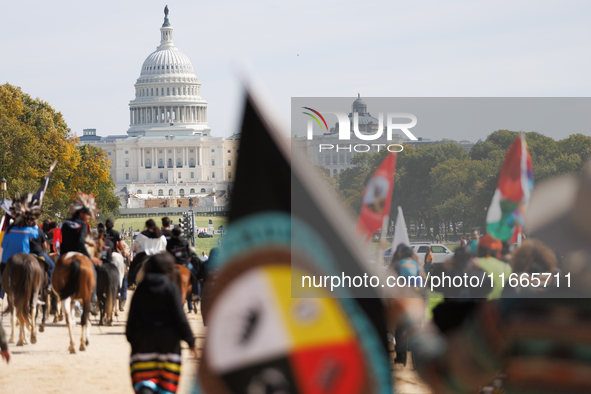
[195,87,392,393]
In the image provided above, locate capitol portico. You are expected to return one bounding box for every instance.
[81,9,237,209]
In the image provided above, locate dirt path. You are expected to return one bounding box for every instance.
[0,295,430,394]
[0,293,204,394]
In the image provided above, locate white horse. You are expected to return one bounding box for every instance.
[112,252,125,289]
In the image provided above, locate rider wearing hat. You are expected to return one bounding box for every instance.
[60,193,102,315]
[0,194,42,297]
[60,193,101,266]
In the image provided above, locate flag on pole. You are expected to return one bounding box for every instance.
[391,206,410,251]
[32,160,57,205]
[0,160,57,247]
[356,153,397,238]
[195,86,392,393]
[486,134,534,241]
[0,213,7,250]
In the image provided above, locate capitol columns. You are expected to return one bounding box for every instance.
[200,146,205,180]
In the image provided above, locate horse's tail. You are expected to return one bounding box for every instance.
[1,265,14,316]
[1,293,13,316]
[4,257,36,325]
[106,265,119,322]
[57,257,81,300]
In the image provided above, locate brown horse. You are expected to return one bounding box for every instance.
[1,253,44,346]
[52,251,96,353]
[35,256,51,332]
[136,258,194,307]
[49,253,64,322]
[174,264,194,307]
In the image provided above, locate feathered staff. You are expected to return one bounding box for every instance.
[9,194,44,227]
[68,193,98,219]
[0,160,57,237]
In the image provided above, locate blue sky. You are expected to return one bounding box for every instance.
[3,0,590,140]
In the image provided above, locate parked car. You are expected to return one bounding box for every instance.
[198,232,213,238]
[383,243,454,267]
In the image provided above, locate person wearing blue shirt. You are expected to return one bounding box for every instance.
[0,194,43,298]
[1,225,39,264]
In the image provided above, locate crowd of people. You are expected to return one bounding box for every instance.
[0,193,217,394]
[3,161,591,394]
[384,161,591,393]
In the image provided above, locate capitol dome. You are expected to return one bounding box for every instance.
[352,93,368,114]
[127,9,209,137]
[139,49,196,78]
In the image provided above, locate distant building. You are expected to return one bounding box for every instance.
[402,137,437,147]
[294,95,404,177]
[79,129,101,142]
[458,139,475,151]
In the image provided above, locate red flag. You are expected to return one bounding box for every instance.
[356,153,397,237]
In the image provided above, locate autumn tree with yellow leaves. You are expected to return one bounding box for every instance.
[0,83,119,219]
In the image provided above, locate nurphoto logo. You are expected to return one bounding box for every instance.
[303,107,418,141]
[302,106,418,153]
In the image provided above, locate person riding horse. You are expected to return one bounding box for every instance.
[52,193,99,353]
[60,193,102,315]
[0,194,47,346]
[0,194,43,295]
[30,217,55,290]
[166,225,200,312]
[105,218,128,310]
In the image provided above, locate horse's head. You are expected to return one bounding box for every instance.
[85,234,102,259]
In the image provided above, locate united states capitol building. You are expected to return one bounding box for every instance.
[81,10,237,210]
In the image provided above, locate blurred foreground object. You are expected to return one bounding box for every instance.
[195,86,398,393]
[411,159,591,394]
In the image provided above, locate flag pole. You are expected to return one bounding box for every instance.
[376,216,389,267]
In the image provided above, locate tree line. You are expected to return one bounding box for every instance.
[0,83,119,220]
[332,130,591,239]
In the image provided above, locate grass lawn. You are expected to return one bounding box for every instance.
[114,215,227,234]
[114,215,226,254]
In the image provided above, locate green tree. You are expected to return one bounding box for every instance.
[335,130,591,240]
[429,157,498,232]
[392,142,467,237]
[558,134,591,169]
[0,83,118,219]
[71,145,119,215]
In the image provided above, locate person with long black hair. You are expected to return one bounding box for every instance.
[128,219,167,287]
[126,253,196,394]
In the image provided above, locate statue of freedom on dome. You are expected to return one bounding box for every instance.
[162,5,171,27]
